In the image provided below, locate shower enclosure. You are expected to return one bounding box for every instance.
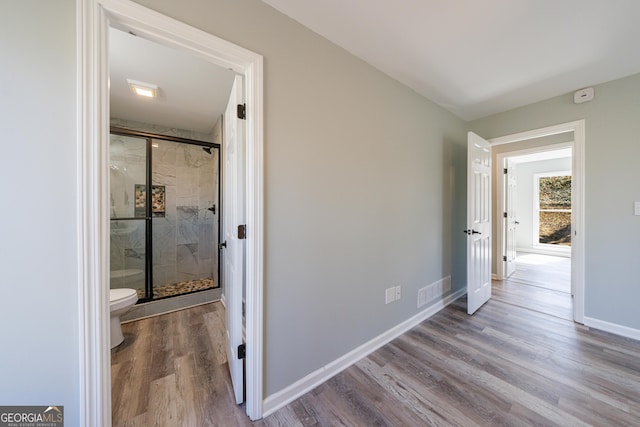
[109,129,220,302]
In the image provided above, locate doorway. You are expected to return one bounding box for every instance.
[494,145,573,320]
[78,1,265,423]
[490,121,584,323]
[109,130,222,303]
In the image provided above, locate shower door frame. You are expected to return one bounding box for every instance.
[110,127,222,302]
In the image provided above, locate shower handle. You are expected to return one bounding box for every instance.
[218,241,227,250]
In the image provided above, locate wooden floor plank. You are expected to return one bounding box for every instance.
[112,255,640,426]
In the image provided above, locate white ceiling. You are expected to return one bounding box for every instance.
[109,27,236,134]
[261,0,640,120]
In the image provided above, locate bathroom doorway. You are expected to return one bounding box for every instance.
[78,1,265,420]
[109,129,221,303]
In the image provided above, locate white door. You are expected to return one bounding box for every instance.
[505,158,517,277]
[466,132,492,315]
[223,75,245,404]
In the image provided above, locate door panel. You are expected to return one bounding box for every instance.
[505,159,517,277]
[109,134,149,299]
[467,132,492,315]
[223,75,245,404]
[151,139,220,298]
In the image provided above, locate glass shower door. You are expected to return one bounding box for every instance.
[151,139,220,298]
[109,134,149,300]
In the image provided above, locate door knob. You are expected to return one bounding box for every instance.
[471,230,482,235]
[463,229,471,235]
[515,221,520,225]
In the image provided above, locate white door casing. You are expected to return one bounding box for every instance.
[466,132,492,315]
[77,1,264,423]
[490,120,584,324]
[224,75,245,405]
[505,158,517,277]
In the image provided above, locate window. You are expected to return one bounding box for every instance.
[535,172,571,246]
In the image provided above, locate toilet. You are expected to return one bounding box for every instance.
[110,288,138,349]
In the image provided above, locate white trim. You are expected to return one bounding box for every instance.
[489,120,585,324]
[77,1,111,425]
[495,154,507,281]
[491,273,498,280]
[262,287,466,417]
[584,317,640,341]
[220,292,227,308]
[516,247,571,258]
[490,121,579,145]
[121,299,218,324]
[78,0,264,422]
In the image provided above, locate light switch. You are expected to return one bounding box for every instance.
[635,202,640,216]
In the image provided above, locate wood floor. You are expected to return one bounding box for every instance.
[493,253,573,321]
[112,262,640,426]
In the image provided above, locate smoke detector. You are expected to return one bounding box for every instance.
[573,87,594,104]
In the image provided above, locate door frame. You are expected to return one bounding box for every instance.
[495,142,573,279]
[490,120,584,323]
[77,0,264,424]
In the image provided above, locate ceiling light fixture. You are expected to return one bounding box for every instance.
[127,79,158,98]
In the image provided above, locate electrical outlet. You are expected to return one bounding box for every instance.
[385,287,395,304]
[395,285,401,300]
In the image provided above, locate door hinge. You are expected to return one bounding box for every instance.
[237,103,246,120]
[503,212,507,218]
[238,224,246,239]
[237,343,246,359]
[503,255,507,262]
[503,168,508,174]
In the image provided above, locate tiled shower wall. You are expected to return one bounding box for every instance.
[152,139,219,287]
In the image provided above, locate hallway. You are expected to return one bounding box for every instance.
[109,253,640,426]
[493,253,573,321]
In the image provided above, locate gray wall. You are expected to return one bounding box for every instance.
[0,0,467,415]
[8,0,638,420]
[471,72,640,330]
[130,0,466,396]
[0,1,79,424]
[515,158,572,251]
[131,0,468,396]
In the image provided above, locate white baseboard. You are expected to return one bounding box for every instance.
[583,316,640,341]
[517,247,571,258]
[492,273,498,280]
[262,286,466,417]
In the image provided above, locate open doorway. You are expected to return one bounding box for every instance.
[78,1,264,423]
[107,25,233,315]
[495,145,573,320]
[488,121,585,323]
[107,23,250,424]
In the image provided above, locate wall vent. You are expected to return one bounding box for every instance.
[417,276,451,308]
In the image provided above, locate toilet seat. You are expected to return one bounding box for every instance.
[110,288,138,312]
